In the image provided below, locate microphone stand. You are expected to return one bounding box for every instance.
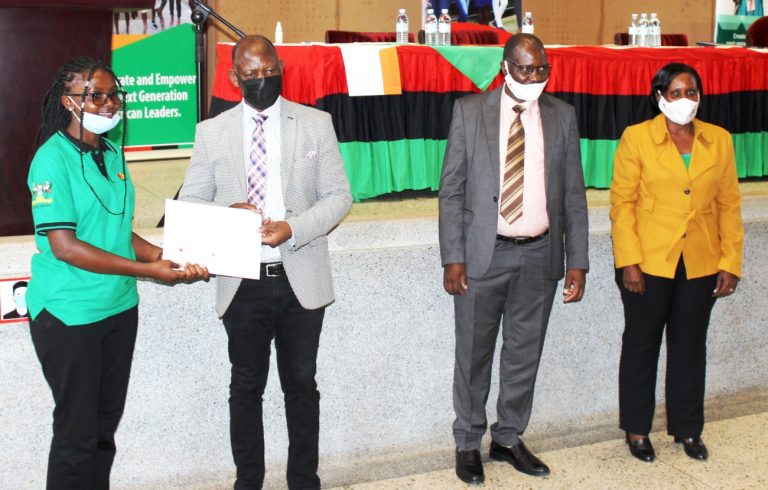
[190,0,246,122]
[158,1,246,228]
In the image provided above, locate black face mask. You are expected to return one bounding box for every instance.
[240,75,282,110]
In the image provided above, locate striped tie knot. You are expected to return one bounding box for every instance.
[513,104,525,115]
[253,113,268,126]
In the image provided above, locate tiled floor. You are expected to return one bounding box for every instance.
[331,412,768,490]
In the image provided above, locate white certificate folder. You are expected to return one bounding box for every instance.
[162,199,262,279]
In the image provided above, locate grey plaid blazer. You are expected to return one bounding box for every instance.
[179,99,352,317]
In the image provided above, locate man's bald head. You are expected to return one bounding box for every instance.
[232,35,277,67]
[503,33,545,61]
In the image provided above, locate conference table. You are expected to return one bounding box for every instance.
[211,43,768,201]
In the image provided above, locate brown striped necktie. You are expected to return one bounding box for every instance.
[501,104,525,224]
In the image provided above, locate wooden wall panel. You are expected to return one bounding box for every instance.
[338,0,423,34]
[213,0,421,43]
[0,8,114,237]
[527,0,716,46]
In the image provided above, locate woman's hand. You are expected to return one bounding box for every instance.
[180,263,210,282]
[622,264,645,294]
[142,260,209,284]
[713,270,739,298]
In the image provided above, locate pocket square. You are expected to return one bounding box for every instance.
[305,150,317,159]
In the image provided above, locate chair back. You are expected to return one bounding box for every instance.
[747,16,768,47]
[325,30,414,43]
[418,28,500,45]
[661,33,688,46]
[614,32,688,46]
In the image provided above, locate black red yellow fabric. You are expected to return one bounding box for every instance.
[211,44,768,201]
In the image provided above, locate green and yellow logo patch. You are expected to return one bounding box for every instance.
[31,181,53,207]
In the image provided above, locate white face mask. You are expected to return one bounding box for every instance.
[504,60,548,101]
[68,96,122,134]
[657,92,699,126]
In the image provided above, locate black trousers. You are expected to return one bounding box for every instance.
[616,259,717,438]
[222,275,325,490]
[29,306,139,490]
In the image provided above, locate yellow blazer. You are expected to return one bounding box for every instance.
[610,114,743,279]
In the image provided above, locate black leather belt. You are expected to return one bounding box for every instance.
[261,262,285,277]
[496,229,549,245]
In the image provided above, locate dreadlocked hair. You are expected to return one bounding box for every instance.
[38,56,129,217]
[38,56,127,149]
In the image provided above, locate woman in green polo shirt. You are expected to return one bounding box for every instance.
[27,56,208,490]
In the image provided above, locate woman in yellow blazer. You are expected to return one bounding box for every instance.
[610,63,743,463]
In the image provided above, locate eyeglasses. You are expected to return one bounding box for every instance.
[66,90,126,107]
[506,58,551,76]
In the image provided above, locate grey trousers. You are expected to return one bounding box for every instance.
[452,236,557,450]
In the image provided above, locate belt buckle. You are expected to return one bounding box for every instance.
[265,263,281,277]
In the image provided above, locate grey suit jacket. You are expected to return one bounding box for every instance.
[439,88,589,280]
[179,98,352,317]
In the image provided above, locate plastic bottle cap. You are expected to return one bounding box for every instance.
[428,8,433,13]
[399,8,405,13]
[442,9,448,14]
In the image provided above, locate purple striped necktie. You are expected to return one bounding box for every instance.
[247,114,268,208]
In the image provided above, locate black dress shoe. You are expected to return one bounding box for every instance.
[489,440,550,476]
[455,448,485,484]
[625,433,655,462]
[675,436,708,460]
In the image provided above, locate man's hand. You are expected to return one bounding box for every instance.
[563,268,586,303]
[622,264,645,294]
[229,202,260,213]
[443,263,468,295]
[261,219,292,247]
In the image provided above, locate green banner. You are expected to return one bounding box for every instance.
[580,132,767,190]
[339,132,767,201]
[715,14,760,45]
[109,25,197,149]
[339,139,446,201]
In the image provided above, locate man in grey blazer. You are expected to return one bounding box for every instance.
[439,34,588,484]
[179,35,351,490]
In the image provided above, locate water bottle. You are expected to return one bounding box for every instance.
[424,8,437,46]
[650,13,661,47]
[438,8,451,46]
[628,13,638,46]
[274,22,283,44]
[521,11,534,34]
[637,13,649,47]
[396,9,409,44]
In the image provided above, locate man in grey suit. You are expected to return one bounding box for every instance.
[179,35,352,489]
[439,34,589,484]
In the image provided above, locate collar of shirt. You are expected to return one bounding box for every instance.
[242,96,281,129]
[500,88,540,123]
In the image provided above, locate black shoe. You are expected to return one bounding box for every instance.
[675,436,708,461]
[489,440,550,477]
[625,433,655,462]
[455,448,485,484]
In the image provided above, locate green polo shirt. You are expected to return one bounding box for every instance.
[27,132,138,326]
